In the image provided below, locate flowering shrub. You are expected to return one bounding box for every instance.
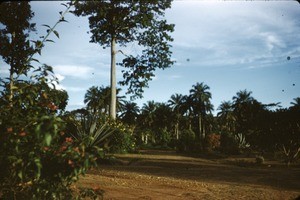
[108,122,136,153]
[0,66,101,199]
[205,133,221,151]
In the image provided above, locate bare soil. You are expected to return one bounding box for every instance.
[76,150,300,200]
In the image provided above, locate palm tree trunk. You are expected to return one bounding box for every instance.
[175,122,179,140]
[188,115,192,130]
[198,114,202,140]
[110,36,116,120]
[203,122,206,139]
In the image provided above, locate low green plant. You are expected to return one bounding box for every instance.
[77,187,104,200]
[65,111,115,148]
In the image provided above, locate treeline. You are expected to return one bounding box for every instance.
[70,82,300,164]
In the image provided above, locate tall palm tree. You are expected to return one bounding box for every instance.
[153,102,172,131]
[232,89,265,140]
[168,93,185,139]
[232,90,254,108]
[119,101,139,125]
[84,86,124,116]
[217,101,235,133]
[181,95,194,130]
[290,97,300,107]
[138,101,158,143]
[189,82,213,141]
[141,101,157,128]
[153,102,173,145]
[232,89,254,121]
[84,86,103,114]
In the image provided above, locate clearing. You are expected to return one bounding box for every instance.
[77,150,300,200]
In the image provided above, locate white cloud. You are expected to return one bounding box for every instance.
[260,32,286,51]
[66,101,85,111]
[53,65,94,79]
[65,86,86,92]
[168,75,182,80]
[55,73,65,82]
[167,1,300,71]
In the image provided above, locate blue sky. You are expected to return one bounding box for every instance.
[1,1,300,114]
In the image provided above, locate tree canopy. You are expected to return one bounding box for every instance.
[72,0,175,119]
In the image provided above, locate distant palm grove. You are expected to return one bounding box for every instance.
[74,82,300,165]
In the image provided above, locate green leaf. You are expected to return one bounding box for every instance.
[46,39,55,43]
[30,58,40,63]
[59,18,69,23]
[53,30,60,39]
[35,40,42,47]
[11,85,18,90]
[61,3,68,7]
[18,171,23,180]
[45,133,52,146]
[34,158,42,179]
[42,24,51,29]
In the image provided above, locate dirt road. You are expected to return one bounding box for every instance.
[77,150,300,200]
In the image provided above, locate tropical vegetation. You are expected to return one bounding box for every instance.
[0,1,299,199]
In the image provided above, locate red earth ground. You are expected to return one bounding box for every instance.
[76,150,300,200]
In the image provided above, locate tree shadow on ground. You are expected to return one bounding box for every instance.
[95,150,300,192]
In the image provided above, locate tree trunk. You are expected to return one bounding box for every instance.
[9,68,14,104]
[203,122,206,139]
[110,37,117,120]
[188,115,192,131]
[175,122,179,140]
[198,114,202,140]
[8,32,15,105]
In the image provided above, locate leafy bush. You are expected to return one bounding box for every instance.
[77,187,104,200]
[0,66,101,199]
[156,128,172,148]
[0,3,102,198]
[176,129,196,152]
[64,109,138,154]
[205,133,221,152]
[107,122,136,154]
[220,132,240,154]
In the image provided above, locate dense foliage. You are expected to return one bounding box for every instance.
[0,2,103,199]
[81,79,299,165]
[0,66,102,199]
[86,83,299,164]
